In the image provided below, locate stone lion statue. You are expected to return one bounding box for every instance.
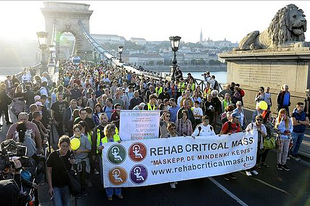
[237,4,307,50]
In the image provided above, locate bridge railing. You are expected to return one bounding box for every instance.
[78,20,225,93]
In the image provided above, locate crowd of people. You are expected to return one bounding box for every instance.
[1,60,309,206]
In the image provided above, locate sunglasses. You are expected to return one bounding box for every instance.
[170,127,176,130]
[256,119,263,122]
[166,115,170,117]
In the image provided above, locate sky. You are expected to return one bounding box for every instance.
[1,1,310,43]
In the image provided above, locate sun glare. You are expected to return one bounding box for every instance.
[0,1,45,41]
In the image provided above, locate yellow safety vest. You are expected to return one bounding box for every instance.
[191,83,195,91]
[223,99,232,111]
[147,103,156,110]
[87,132,93,145]
[155,87,163,95]
[96,128,120,153]
[203,88,211,98]
[178,82,186,93]
[101,134,121,144]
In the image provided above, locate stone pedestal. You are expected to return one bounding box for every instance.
[219,47,310,114]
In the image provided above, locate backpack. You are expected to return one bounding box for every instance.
[240,89,245,97]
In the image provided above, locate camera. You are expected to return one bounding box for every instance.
[0,140,30,171]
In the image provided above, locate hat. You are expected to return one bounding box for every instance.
[34,95,41,102]
[232,112,241,119]
[35,101,43,107]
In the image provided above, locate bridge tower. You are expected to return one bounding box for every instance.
[41,2,93,61]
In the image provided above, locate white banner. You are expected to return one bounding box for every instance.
[119,110,160,141]
[103,132,257,188]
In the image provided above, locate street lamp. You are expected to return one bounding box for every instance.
[169,36,181,81]
[36,31,48,74]
[118,45,123,63]
[84,51,87,62]
[94,50,97,66]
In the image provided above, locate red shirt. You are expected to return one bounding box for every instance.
[111,111,120,129]
[221,121,241,134]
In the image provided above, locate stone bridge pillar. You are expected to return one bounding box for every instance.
[41,2,93,61]
[219,48,310,114]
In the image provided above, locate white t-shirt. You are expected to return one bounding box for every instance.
[264,92,272,106]
[192,124,216,136]
[192,107,203,120]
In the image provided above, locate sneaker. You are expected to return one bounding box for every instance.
[245,171,252,176]
[75,194,82,199]
[107,196,113,201]
[94,169,99,175]
[170,182,176,189]
[261,162,270,168]
[76,191,87,199]
[282,164,290,171]
[287,156,291,160]
[116,194,123,199]
[81,191,88,197]
[276,164,283,171]
[291,155,300,161]
[228,174,237,180]
[251,170,258,175]
[223,175,230,181]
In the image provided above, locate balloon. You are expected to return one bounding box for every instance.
[70,138,80,151]
[259,101,268,110]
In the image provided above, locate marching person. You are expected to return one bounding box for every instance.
[220,112,241,181]
[290,102,309,161]
[47,136,75,206]
[275,108,293,171]
[245,115,267,176]
[97,123,123,201]
[71,124,91,198]
[144,94,158,110]
[192,116,215,137]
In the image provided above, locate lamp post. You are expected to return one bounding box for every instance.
[36,31,48,74]
[118,45,123,63]
[84,51,87,62]
[94,50,97,66]
[169,36,181,81]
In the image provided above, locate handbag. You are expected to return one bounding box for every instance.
[59,152,81,196]
[263,136,276,149]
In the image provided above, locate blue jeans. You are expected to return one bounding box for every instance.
[105,187,122,198]
[291,131,305,156]
[53,186,71,206]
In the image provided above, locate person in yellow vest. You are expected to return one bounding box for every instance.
[178,78,186,94]
[188,78,195,92]
[203,82,211,98]
[155,82,163,96]
[97,123,123,201]
[222,93,232,112]
[144,94,158,110]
